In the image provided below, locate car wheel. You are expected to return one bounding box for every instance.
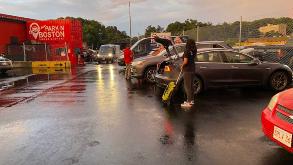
[269,71,289,91]
[192,76,203,95]
[145,67,157,83]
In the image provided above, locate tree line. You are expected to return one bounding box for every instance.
[60,17,293,48]
[59,17,129,49]
[144,17,293,40]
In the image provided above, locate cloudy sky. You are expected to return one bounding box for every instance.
[0,0,292,35]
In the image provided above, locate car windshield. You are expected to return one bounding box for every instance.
[99,46,113,54]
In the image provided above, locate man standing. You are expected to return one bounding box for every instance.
[124,44,133,80]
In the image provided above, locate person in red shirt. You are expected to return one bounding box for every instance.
[123,44,133,80]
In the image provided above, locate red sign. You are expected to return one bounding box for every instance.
[27,21,68,42]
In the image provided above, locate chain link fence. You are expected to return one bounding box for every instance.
[185,17,293,69]
[6,43,69,62]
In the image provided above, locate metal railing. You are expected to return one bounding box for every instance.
[6,43,69,62]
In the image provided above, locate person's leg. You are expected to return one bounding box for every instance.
[125,64,129,79]
[184,72,193,102]
[127,64,131,79]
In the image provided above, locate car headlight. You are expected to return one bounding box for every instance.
[108,53,113,57]
[97,54,100,57]
[268,93,279,111]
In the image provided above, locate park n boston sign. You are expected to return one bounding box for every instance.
[27,21,68,42]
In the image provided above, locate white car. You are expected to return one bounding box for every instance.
[0,56,13,74]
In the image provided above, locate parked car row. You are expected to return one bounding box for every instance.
[127,38,293,153]
[155,49,292,95]
[130,40,232,83]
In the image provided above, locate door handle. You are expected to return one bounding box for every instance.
[231,66,239,69]
[200,66,207,69]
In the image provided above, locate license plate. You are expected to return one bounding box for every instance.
[273,126,292,148]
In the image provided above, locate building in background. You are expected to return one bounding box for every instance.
[0,13,83,66]
[0,14,34,54]
[259,24,287,36]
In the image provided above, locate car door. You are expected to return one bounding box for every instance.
[222,51,264,86]
[196,51,233,87]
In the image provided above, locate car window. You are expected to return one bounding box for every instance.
[175,45,186,54]
[224,52,253,63]
[213,44,224,48]
[196,52,223,63]
[197,44,212,49]
[197,43,225,49]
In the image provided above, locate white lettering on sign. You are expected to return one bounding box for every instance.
[29,22,65,41]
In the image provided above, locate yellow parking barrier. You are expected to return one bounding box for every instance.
[32,67,71,74]
[32,61,50,68]
[32,61,71,68]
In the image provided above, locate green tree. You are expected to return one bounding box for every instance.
[144,25,164,37]
[166,19,211,35]
[59,17,129,49]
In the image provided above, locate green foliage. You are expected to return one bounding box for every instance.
[165,19,212,35]
[59,17,129,49]
[144,25,165,37]
[182,17,293,46]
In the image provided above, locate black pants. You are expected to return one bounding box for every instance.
[183,72,194,102]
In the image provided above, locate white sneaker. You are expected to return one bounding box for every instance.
[181,101,192,108]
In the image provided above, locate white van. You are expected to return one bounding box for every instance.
[96,44,122,63]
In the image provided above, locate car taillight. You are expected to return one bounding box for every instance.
[164,66,171,72]
[268,93,279,111]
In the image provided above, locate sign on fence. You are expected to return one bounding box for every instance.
[27,21,67,42]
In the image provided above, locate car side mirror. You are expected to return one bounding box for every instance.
[250,58,260,65]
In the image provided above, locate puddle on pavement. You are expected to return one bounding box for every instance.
[0,68,74,108]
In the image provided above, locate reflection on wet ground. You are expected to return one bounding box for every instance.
[0,64,292,165]
[0,67,77,108]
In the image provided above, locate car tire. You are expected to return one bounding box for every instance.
[192,76,203,95]
[269,71,289,91]
[144,67,157,83]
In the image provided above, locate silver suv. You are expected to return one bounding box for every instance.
[131,41,232,83]
[131,44,186,83]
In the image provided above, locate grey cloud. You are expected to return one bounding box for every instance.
[0,0,292,35]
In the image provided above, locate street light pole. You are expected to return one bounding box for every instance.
[129,1,132,45]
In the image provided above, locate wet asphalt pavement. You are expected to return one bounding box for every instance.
[0,64,292,165]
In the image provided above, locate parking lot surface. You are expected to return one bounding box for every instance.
[0,64,292,165]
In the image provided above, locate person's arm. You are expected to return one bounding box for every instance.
[181,51,189,70]
[181,58,188,70]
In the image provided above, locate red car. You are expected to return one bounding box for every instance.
[262,88,293,153]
